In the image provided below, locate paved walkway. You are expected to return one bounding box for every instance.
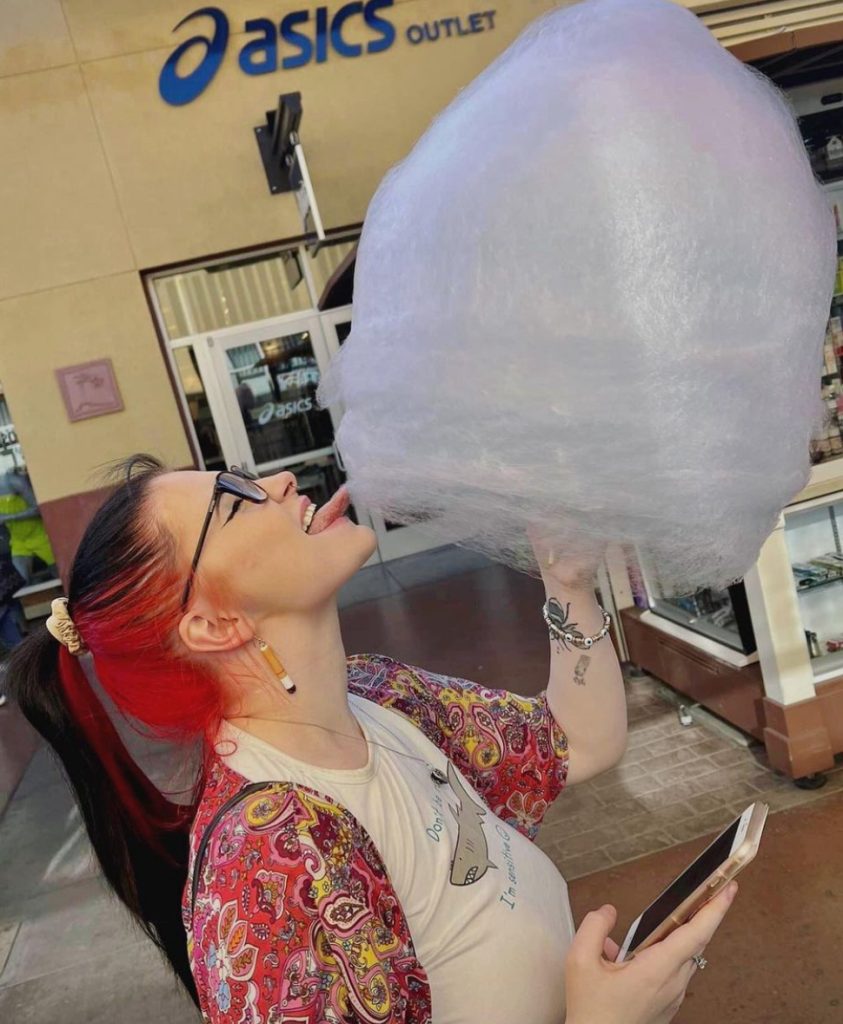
[0,547,840,1020]
[535,672,843,879]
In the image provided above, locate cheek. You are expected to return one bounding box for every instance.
[217,517,308,596]
[248,523,311,581]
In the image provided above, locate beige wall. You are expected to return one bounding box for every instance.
[0,0,581,506]
[0,274,192,501]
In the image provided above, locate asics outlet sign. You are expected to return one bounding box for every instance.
[159,3,498,106]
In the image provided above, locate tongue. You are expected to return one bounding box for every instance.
[309,486,351,536]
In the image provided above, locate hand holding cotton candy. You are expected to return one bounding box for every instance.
[318,0,836,594]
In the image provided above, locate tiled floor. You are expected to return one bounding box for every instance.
[0,546,841,1021]
[535,672,843,881]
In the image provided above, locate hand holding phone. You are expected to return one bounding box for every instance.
[616,801,768,961]
[565,883,739,1024]
[566,801,767,1024]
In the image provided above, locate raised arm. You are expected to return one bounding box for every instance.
[534,543,628,786]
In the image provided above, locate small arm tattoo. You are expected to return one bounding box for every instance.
[573,655,591,686]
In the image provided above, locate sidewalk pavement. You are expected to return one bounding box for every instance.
[0,741,197,1022]
[0,699,38,818]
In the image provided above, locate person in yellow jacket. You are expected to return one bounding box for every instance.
[0,469,56,583]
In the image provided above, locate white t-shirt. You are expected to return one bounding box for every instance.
[218,692,574,1024]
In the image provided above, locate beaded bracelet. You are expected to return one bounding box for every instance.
[542,596,612,653]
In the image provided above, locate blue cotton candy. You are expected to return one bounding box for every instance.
[318,0,836,593]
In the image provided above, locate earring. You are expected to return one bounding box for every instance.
[254,637,297,694]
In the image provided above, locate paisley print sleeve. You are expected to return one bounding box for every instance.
[188,777,432,1024]
[347,655,569,840]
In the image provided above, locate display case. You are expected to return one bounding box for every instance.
[626,545,758,663]
[648,583,756,656]
[814,185,843,463]
[615,482,843,781]
[783,493,843,682]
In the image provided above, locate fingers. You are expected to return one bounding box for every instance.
[603,936,621,962]
[660,881,738,965]
[571,905,618,961]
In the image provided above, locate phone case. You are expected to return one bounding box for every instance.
[623,801,768,959]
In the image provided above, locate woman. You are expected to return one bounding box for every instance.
[8,457,735,1023]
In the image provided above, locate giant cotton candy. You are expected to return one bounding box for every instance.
[319,0,836,593]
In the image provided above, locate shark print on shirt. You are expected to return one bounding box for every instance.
[446,761,498,886]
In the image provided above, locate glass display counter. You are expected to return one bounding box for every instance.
[649,583,756,656]
[783,493,843,680]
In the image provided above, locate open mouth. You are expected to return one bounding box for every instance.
[304,486,351,536]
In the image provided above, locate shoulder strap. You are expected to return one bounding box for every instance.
[190,781,273,916]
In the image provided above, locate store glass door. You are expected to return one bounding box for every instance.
[214,316,357,526]
[215,318,333,475]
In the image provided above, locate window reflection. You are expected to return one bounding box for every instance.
[227,333,334,467]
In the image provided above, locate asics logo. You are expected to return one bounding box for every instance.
[159,7,230,107]
[159,3,397,106]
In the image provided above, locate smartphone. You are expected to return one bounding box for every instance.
[616,800,768,962]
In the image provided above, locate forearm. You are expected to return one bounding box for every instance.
[543,571,627,777]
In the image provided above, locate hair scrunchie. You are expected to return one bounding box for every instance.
[46,597,88,656]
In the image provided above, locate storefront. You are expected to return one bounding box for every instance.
[0,1,814,563]
[2,2,843,763]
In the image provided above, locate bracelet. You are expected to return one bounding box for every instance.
[542,597,612,652]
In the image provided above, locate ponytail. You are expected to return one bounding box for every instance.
[8,628,199,1006]
[4,457,221,1008]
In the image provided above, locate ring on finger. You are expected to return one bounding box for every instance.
[691,954,708,971]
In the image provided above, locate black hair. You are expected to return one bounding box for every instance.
[6,455,200,1007]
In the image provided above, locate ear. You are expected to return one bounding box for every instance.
[178,600,251,656]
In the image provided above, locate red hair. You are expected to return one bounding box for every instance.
[54,458,226,843]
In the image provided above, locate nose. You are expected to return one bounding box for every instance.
[261,470,298,503]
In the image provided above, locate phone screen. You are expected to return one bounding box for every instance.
[626,814,742,954]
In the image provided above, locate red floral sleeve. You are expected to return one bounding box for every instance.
[347,655,569,840]
[186,762,432,1024]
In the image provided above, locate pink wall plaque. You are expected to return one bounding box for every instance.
[56,359,124,422]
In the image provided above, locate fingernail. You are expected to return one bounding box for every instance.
[727,882,739,902]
